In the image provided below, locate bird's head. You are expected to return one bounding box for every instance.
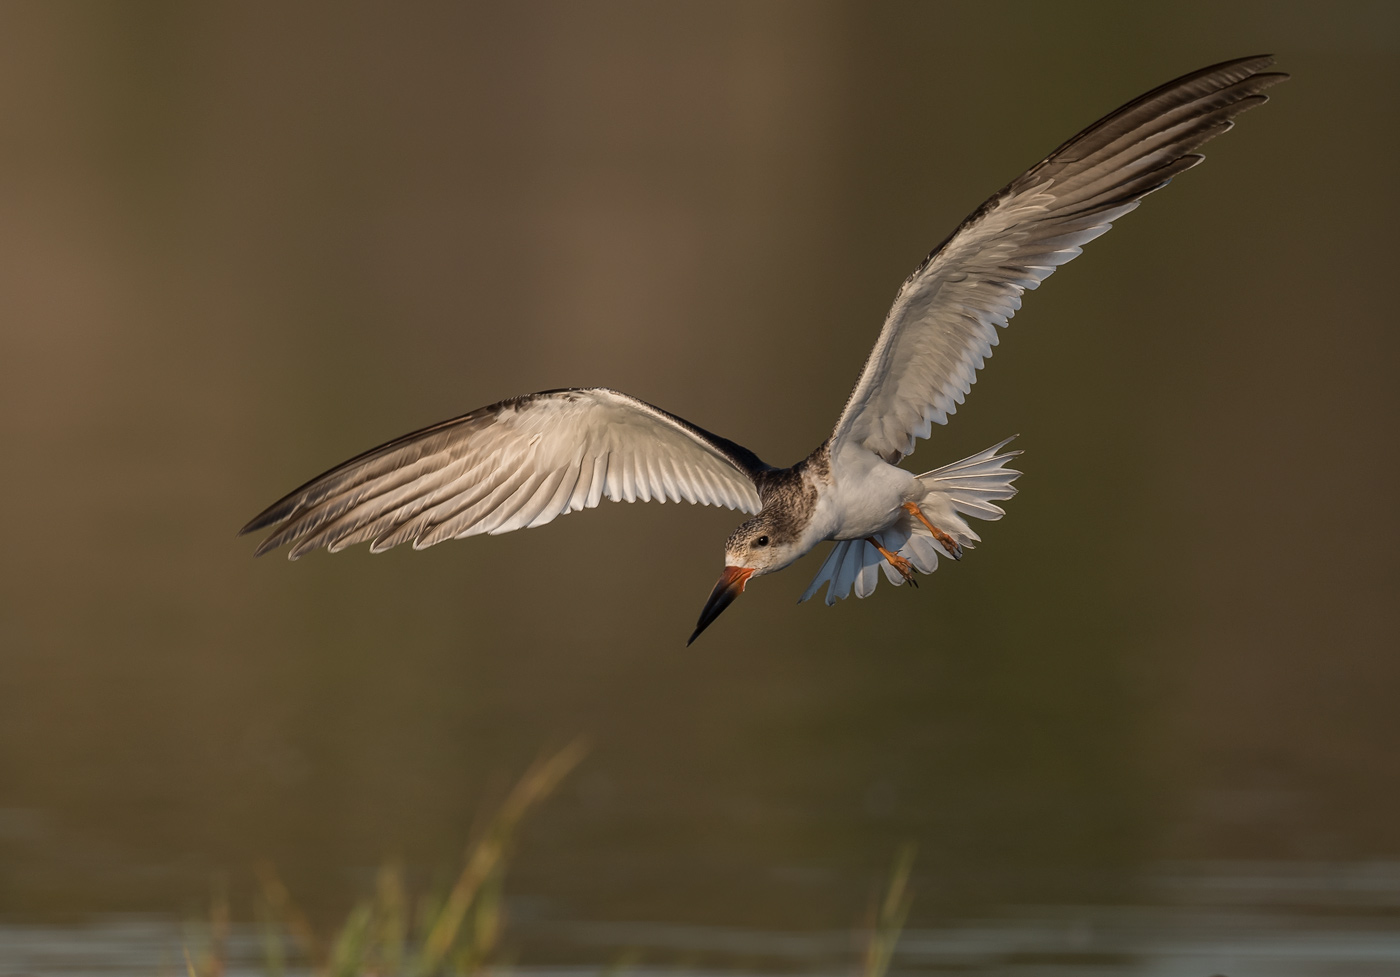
[688,513,801,645]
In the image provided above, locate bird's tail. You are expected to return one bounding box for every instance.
[798,437,1022,605]
[913,434,1023,547]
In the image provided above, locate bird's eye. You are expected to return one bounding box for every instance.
[754,535,769,547]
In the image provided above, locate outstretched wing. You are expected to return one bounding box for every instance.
[832,55,1287,463]
[241,387,770,559]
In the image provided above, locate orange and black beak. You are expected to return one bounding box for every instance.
[688,566,755,646]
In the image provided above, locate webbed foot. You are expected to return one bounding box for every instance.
[866,537,918,587]
[902,502,963,560]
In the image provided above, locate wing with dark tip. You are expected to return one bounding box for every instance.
[831,55,1287,464]
[241,387,770,559]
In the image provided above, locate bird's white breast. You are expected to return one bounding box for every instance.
[812,445,921,543]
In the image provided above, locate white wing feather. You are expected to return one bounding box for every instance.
[832,55,1286,463]
[242,388,768,559]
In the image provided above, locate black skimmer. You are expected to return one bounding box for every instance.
[241,56,1286,644]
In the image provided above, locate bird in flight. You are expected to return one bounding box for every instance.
[242,56,1285,644]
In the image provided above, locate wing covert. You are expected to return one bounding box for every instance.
[241,388,769,559]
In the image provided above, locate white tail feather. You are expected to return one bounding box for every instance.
[799,437,1022,605]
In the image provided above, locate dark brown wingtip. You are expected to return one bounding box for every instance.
[237,500,301,559]
[238,495,300,537]
[237,514,274,540]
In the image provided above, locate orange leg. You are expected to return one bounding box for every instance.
[866,537,918,587]
[902,502,963,560]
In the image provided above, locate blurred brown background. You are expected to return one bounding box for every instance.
[0,0,1396,956]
